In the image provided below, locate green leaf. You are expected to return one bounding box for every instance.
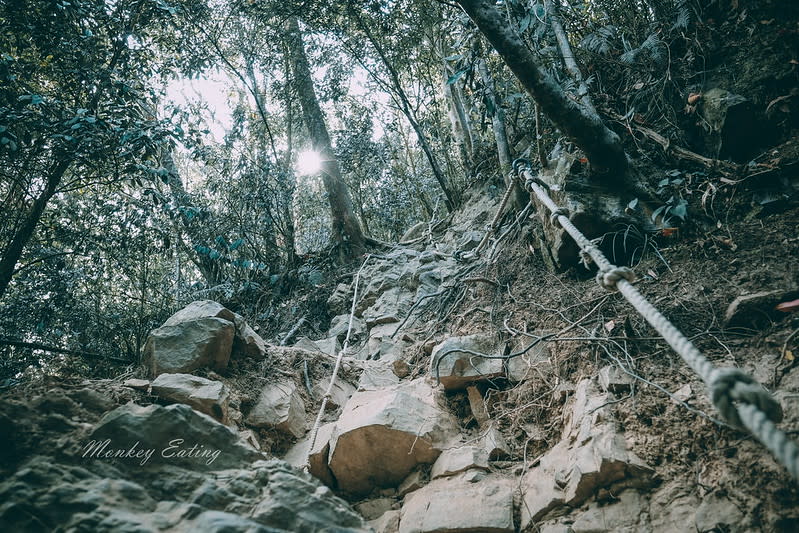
[670,199,688,220]
[627,198,639,210]
[444,54,462,61]
[519,14,533,32]
[446,68,468,86]
[229,238,244,250]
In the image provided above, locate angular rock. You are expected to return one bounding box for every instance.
[246,380,306,438]
[89,403,263,470]
[520,379,654,527]
[355,497,395,520]
[397,471,424,497]
[313,376,356,410]
[358,360,401,391]
[151,373,230,423]
[431,445,489,479]
[284,422,336,488]
[431,334,505,390]
[598,365,633,394]
[143,317,234,377]
[466,385,490,426]
[329,314,367,342]
[163,300,236,327]
[232,313,267,359]
[328,283,354,316]
[363,287,412,327]
[328,378,460,496]
[315,336,341,357]
[399,473,515,533]
[249,461,367,531]
[368,510,401,533]
[481,426,512,460]
[123,378,150,391]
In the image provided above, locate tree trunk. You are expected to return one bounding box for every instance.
[285,17,365,260]
[0,159,69,300]
[478,58,527,208]
[546,0,595,114]
[347,7,458,212]
[442,61,474,168]
[457,0,628,179]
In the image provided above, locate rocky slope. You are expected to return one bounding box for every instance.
[1,183,798,532]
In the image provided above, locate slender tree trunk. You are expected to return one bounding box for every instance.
[477,59,512,175]
[0,159,69,300]
[285,17,365,260]
[442,59,474,168]
[347,7,458,211]
[478,58,527,207]
[457,0,628,179]
[546,0,595,114]
[281,49,300,268]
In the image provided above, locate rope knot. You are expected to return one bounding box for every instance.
[549,207,570,228]
[710,368,783,428]
[596,266,635,291]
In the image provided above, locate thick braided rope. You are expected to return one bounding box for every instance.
[516,164,799,480]
[304,255,370,470]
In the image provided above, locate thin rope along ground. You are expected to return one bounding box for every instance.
[513,160,799,480]
[304,255,371,471]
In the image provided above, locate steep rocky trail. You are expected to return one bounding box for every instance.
[2,178,799,532]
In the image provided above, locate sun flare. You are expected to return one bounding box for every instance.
[296,150,322,176]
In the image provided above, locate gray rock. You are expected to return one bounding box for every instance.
[328,283,354,316]
[143,317,234,377]
[232,312,267,359]
[695,492,745,533]
[312,376,356,410]
[283,422,337,488]
[246,380,306,438]
[399,473,515,533]
[329,314,367,342]
[430,334,505,390]
[89,403,263,471]
[430,445,489,479]
[151,373,230,423]
[598,365,633,394]
[163,300,236,327]
[354,497,395,520]
[368,510,400,533]
[520,380,654,527]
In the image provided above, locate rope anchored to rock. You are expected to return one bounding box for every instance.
[513,159,799,480]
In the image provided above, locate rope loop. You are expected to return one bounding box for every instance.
[512,158,532,173]
[710,367,784,428]
[596,266,635,291]
[549,207,570,228]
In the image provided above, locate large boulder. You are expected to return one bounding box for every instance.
[142,317,234,377]
[399,473,515,533]
[88,403,263,471]
[246,380,306,438]
[150,373,230,423]
[430,334,505,390]
[328,378,459,496]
